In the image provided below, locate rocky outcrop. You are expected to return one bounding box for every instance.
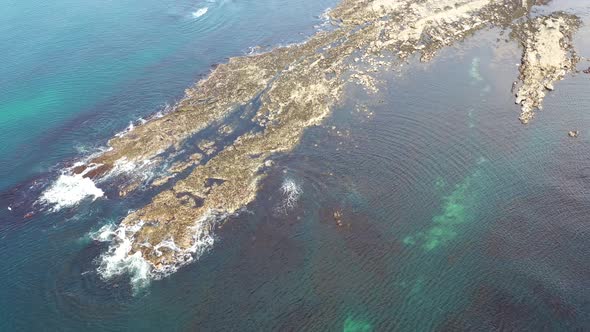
[73,0,578,279]
[513,14,581,124]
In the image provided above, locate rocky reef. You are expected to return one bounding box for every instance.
[63,0,582,279]
[512,13,581,124]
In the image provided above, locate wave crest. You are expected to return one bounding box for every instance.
[94,221,152,290]
[93,211,221,291]
[39,174,104,212]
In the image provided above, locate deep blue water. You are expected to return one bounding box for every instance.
[1,0,590,331]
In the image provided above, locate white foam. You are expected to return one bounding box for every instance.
[279,178,302,210]
[101,157,156,180]
[95,210,221,290]
[95,221,152,291]
[150,211,218,276]
[112,108,170,139]
[153,238,181,257]
[247,46,263,56]
[39,174,104,212]
[316,7,335,31]
[115,121,135,138]
[90,223,117,242]
[187,213,217,259]
[192,7,208,18]
[74,144,91,154]
[110,158,138,176]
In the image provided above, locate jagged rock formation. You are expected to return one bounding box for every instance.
[513,14,581,124]
[58,0,581,279]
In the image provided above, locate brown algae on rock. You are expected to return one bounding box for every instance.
[80,0,582,279]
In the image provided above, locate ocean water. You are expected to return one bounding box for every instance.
[0,0,336,190]
[1,0,590,331]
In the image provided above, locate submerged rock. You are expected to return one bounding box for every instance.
[333,210,344,227]
[343,317,373,332]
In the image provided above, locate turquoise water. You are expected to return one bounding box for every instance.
[0,0,335,189]
[2,0,590,330]
[1,0,339,329]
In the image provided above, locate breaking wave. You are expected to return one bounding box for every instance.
[36,105,178,214]
[39,173,104,212]
[93,222,152,291]
[93,211,221,291]
[114,121,136,138]
[315,7,335,31]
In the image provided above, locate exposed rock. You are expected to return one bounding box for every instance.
[198,140,216,155]
[119,181,141,197]
[568,130,579,138]
[513,14,581,124]
[80,0,568,277]
[333,210,344,227]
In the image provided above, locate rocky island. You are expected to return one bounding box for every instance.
[513,13,581,124]
[54,0,582,281]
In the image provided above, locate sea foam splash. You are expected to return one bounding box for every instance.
[39,174,104,212]
[93,222,152,291]
[114,121,136,138]
[94,210,220,291]
[278,178,302,212]
[192,7,208,18]
[316,7,335,31]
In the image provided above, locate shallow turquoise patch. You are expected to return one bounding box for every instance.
[404,169,482,251]
[343,317,373,332]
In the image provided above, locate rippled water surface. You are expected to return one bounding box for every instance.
[2,0,590,331]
